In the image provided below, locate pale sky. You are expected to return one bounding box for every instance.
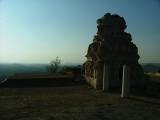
[0,0,160,64]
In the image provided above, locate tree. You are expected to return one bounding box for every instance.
[46,57,61,73]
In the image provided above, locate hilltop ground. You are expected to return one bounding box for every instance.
[0,73,160,120]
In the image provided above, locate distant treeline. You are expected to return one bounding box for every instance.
[0,63,159,81]
[0,63,80,80]
[141,63,160,72]
[0,64,47,78]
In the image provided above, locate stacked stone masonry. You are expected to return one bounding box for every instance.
[83,13,144,97]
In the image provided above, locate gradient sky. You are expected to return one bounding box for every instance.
[0,0,160,64]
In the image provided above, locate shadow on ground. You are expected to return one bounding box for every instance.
[0,77,85,88]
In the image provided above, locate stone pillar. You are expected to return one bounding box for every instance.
[121,64,130,98]
[94,69,96,79]
[94,67,103,89]
[103,63,110,91]
[93,69,97,89]
[95,70,99,89]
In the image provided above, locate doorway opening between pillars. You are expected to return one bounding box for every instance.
[103,64,130,98]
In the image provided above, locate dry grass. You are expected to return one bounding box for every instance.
[145,72,160,83]
[0,83,160,120]
[145,72,160,77]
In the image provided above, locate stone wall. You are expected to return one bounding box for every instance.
[83,13,144,92]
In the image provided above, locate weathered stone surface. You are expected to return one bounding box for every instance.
[83,13,144,93]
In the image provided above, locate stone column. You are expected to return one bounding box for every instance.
[95,68,102,89]
[93,69,97,88]
[95,69,99,89]
[103,63,110,91]
[121,64,130,98]
[94,69,96,79]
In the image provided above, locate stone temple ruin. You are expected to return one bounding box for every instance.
[83,13,144,97]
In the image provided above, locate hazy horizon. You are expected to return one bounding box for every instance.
[1,0,160,64]
[1,62,160,65]
[0,61,82,66]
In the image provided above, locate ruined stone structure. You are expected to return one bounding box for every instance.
[83,13,144,97]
